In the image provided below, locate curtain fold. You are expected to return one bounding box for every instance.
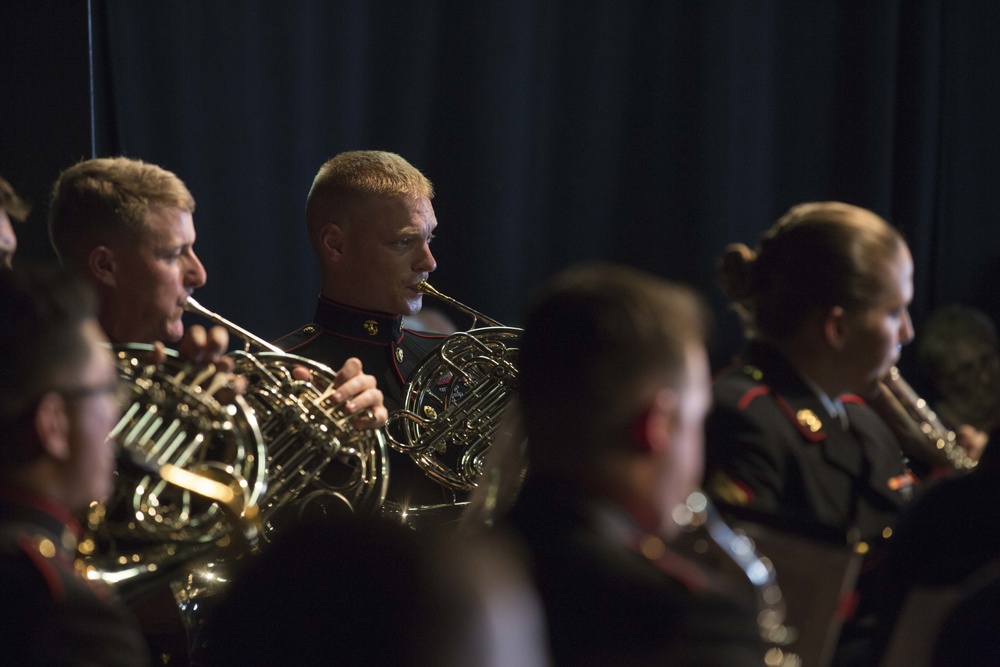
[88,0,999,372]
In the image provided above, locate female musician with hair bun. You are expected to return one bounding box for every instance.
[703,202,919,665]
[705,201,916,541]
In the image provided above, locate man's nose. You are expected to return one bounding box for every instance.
[415,243,437,274]
[900,310,915,346]
[185,251,208,288]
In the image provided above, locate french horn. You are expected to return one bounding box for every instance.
[385,281,521,493]
[88,298,389,575]
[80,300,391,660]
[89,343,267,553]
[182,297,390,528]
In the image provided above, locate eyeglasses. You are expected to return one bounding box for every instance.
[0,380,131,427]
[57,380,132,407]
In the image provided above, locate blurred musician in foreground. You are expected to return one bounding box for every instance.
[0,174,31,270]
[47,156,386,424]
[0,265,150,666]
[500,263,765,666]
[705,202,917,663]
[276,150,445,410]
[201,512,551,667]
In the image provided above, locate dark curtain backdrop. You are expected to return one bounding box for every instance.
[4,1,999,377]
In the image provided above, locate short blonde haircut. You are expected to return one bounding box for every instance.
[48,157,194,269]
[305,151,433,249]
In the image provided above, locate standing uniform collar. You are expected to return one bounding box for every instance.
[799,372,849,429]
[314,296,404,345]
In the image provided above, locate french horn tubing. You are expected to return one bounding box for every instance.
[385,282,522,492]
[183,297,390,528]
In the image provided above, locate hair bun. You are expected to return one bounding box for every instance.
[717,243,756,302]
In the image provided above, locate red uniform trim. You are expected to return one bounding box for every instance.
[737,385,771,411]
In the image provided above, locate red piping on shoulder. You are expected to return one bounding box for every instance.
[737,386,771,411]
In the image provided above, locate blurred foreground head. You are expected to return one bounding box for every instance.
[518,263,711,522]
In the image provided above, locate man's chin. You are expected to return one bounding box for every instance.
[402,295,424,316]
[161,322,185,343]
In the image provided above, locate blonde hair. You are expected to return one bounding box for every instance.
[718,202,905,341]
[305,151,433,248]
[48,157,194,269]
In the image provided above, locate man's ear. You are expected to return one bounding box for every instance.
[632,388,678,455]
[318,223,346,262]
[88,245,117,288]
[822,306,851,351]
[34,392,72,461]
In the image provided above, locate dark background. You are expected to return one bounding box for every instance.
[3,1,999,381]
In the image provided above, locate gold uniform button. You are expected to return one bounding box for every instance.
[396,348,404,363]
[37,538,56,559]
[639,535,666,561]
[302,325,316,334]
[796,409,822,433]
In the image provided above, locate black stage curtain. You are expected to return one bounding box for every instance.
[4,1,999,375]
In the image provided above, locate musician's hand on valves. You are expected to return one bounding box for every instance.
[329,357,387,428]
[955,424,989,462]
[177,325,234,370]
[146,325,247,402]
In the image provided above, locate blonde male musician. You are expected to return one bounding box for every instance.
[47,156,386,425]
[275,150,446,412]
[276,151,451,508]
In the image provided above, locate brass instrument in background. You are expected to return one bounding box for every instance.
[385,281,522,494]
[872,366,977,472]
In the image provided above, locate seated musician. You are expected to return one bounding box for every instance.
[275,151,453,507]
[47,156,386,425]
[0,173,31,270]
[498,263,766,666]
[275,150,446,410]
[0,264,150,665]
[917,304,1000,457]
[706,202,917,532]
[704,202,918,662]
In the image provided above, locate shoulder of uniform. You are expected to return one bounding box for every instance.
[716,364,827,442]
[272,324,323,351]
[9,532,69,600]
[715,363,771,408]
